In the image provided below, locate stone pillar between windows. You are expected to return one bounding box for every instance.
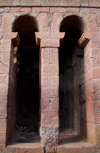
[35,32,64,153]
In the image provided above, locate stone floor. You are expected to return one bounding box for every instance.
[7,128,95,153]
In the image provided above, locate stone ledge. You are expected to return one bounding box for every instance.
[7,142,44,153]
[35,32,65,47]
[57,142,95,153]
[0,0,100,7]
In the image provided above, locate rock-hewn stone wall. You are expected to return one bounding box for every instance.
[0,0,100,7]
[0,1,100,152]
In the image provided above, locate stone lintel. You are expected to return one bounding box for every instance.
[35,32,65,47]
[78,32,90,48]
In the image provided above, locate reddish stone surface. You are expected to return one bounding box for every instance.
[41,0,61,6]
[1,13,15,32]
[57,143,94,153]
[41,110,59,127]
[93,79,100,90]
[51,76,59,87]
[1,53,10,65]
[91,39,100,48]
[41,48,50,64]
[66,7,79,12]
[61,0,80,6]
[85,80,93,92]
[0,74,8,84]
[87,122,96,144]
[7,143,44,153]
[0,131,6,144]
[95,124,100,147]
[3,0,20,6]
[21,0,40,6]
[0,7,10,13]
[89,0,100,7]
[0,119,6,131]
[0,96,7,108]
[41,39,60,47]
[1,40,11,47]
[50,98,59,110]
[86,102,95,123]
[0,107,7,119]
[41,76,51,86]
[10,7,32,12]
[85,69,93,82]
[81,0,88,6]
[0,85,8,95]
[50,48,58,64]
[32,7,49,12]
[42,65,58,76]
[41,98,49,110]
[0,46,11,53]
[94,102,100,124]
[41,87,58,98]
[50,7,66,12]
[0,2,100,153]
[86,90,100,102]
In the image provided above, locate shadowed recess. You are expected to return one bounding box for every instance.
[12,14,38,50]
[12,15,40,138]
[59,15,86,141]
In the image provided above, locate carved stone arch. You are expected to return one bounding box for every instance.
[58,14,90,142]
[7,14,40,144]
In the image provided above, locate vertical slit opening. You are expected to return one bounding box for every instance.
[59,15,86,144]
[12,15,40,143]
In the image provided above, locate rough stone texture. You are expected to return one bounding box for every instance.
[41,110,59,127]
[7,143,44,153]
[80,0,89,6]
[41,127,58,141]
[41,0,61,6]
[50,7,66,13]
[51,13,63,32]
[35,33,61,153]
[0,2,100,153]
[87,122,96,145]
[3,0,20,6]
[21,0,40,6]
[0,0,99,7]
[10,7,32,12]
[57,143,94,153]
[89,0,100,7]
[95,124,100,147]
[97,14,100,27]
[61,0,80,6]
[0,7,10,13]
[1,13,15,32]
[0,0,4,6]
[36,13,52,32]
[41,127,58,153]
[32,7,49,12]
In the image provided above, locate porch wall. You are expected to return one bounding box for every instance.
[0,0,100,152]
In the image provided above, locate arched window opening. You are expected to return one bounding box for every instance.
[59,15,86,143]
[12,15,40,143]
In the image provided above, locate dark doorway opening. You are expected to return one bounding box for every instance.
[12,15,40,142]
[59,15,86,144]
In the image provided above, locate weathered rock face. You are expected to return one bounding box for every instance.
[0,0,100,153]
[41,127,59,153]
